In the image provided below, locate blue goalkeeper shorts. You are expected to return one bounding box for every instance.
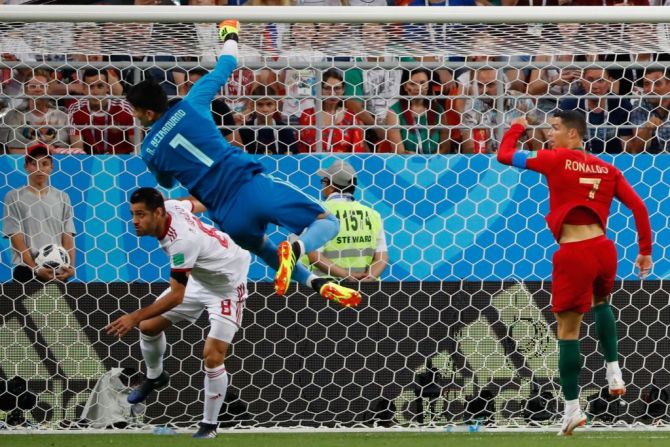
[215,173,325,252]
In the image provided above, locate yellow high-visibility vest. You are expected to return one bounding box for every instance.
[316,199,382,275]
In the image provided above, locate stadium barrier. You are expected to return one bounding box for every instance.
[1,154,666,283]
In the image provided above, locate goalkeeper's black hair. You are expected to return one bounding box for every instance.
[553,110,587,140]
[130,187,165,213]
[126,78,168,114]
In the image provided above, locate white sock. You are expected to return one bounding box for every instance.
[222,40,238,59]
[564,399,580,414]
[606,361,622,379]
[203,364,228,425]
[140,332,166,379]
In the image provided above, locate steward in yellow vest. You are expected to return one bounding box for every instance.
[307,160,388,281]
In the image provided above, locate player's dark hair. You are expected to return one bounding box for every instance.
[553,110,587,140]
[127,78,168,114]
[130,187,165,213]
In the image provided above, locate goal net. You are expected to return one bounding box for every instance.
[0,5,668,432]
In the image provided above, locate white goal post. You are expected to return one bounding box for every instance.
[2,5,670,58]
[0,4,668,433]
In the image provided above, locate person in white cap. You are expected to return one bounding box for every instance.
[307,160,388,281]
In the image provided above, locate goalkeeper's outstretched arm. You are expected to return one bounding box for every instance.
[185,20,240,111]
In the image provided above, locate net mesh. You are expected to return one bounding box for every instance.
[3,21,670,58]
[0,15,669,431]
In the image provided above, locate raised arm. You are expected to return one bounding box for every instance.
[497,117,557,175]
[184,21,240,112]
[497,118,528,167]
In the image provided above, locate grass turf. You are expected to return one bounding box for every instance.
[1,432,670,447]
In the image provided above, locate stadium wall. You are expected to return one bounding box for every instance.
[0,154,667,282]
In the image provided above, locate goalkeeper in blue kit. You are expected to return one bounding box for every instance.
[126,21,360,308]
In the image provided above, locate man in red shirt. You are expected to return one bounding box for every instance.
[68,69,135,154]
[497,111,653,436]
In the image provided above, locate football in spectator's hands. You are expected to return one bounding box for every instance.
[35,244,70,273]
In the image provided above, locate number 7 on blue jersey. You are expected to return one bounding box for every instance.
[169,133,214,167]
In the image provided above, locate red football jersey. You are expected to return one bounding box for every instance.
[498,124,652,255]
[68,98,135,154]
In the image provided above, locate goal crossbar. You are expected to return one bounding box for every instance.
[2,5,670,24]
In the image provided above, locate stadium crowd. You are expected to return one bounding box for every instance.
[1,0,669,155]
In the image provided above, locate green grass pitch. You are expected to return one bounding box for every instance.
[2,432,670,447]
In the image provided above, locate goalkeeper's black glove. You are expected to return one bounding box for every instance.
[219,20,240,42]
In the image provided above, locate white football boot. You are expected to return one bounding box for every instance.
[607,373,626,397]
[557,407,587,436]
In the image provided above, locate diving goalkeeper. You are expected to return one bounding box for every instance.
[126,21,360,308]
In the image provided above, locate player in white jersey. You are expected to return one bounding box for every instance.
[106,187,250,439]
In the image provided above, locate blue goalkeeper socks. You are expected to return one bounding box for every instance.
[299,214,339,254]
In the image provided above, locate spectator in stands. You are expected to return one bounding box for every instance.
[178,67,240,145]
[306,160,388,281]
[630,67,670,153]
[453,33,528,101]
[458,68,496,153]
[239,86,298,154]
[223,66,255,126]
[0,74,69,154]
[279,23,325,125]
[559,66,634,153]
[299,68,366,153]
[0,34,38,110]
[2,143,76,283]
[344,23,404,151]
[68,68,136,154]
[55,56,124,101]
[459,67,532,153]
[526,22,591,146]
[220,67,278,127]
[254,68,283,97]
[51,25,125,100]
[105,2,185,97]
[385,68,450,154]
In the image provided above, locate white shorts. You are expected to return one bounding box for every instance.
[157,277,248,343]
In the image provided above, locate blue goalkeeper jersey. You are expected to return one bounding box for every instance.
[140,55,264,223]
